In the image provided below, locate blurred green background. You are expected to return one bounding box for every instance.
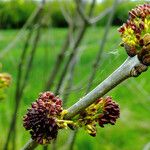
[0,0,146,28]
[0,0,150,150]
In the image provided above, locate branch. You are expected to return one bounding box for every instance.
[86,0,118,92]
[22,55,148,150]
[66,0,119,148]
[75,0,121,25]
[21,139,38,150]
[0,1,45,59]
[44,18,77,91]
[59,3,73,26]
[54,0,96,95]
[64,56,147,119]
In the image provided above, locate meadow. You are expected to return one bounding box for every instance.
[0,26,150,150]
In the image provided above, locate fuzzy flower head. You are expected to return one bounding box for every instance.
[118,3,150,62]
[23,91,63,144]
[79,97,120,137]
[97,97,120,127]
[0,73,11,89]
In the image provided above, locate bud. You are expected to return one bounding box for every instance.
[23,91,63,144]
[118,4,150,59]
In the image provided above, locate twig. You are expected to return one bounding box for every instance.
[0,1,45,59]
[76,0,123,25]
[64,56,147,119]
[54,23,86,96]
[22,55,148,150]
[4,24,42,150]
[21,139,38,150]
[61,46,80,107]
[44,4,77,91]
[67,0,119,148]
[44,26,74,90]
[68,130,78,150]
[86,0,119,92]
[3,28,34,150]
[59,2,73,26]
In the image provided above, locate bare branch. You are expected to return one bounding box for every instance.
[0,1,45,59]
[44,14,76,91]
[86,0,119,92]
[64,56,147,119]
[21,139,38,150]
[75,0,122,25]
[60,3,73,25]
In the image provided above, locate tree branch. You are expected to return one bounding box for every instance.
[75,0,122,25]
[64,56,147,119]
[0,1,45,59]
[22,55,148,150]
[86,0,118,92]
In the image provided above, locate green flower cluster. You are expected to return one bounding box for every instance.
[118,4,150,65]
[0,64,11,100]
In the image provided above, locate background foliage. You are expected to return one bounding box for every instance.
[0,0,144,29]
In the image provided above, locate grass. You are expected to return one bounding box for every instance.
[0,27,150,150]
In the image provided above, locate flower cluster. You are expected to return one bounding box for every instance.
[23,91,120,142]
[79,97,120,137]
[118,4,150,65]
[0,72,11,100]
[98,97,120,127]
[23,91,63,144]
[0,73,11,89]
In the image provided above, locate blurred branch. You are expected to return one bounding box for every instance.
[86,0,119,92]
[4,8,44,149]
[54,0,96,96]
[4,27,34,150]
[61,46,81,107]
[21,139,38,150]
[67,0,119,148]
[44,7,77,91]
[75,0,122,25]
[4,25,41,150]
[0,1,45,59]
[60,3,73,26]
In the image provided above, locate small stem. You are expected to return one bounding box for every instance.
[21,139,38,150]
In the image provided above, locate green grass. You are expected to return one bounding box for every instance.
[0,27,150,150]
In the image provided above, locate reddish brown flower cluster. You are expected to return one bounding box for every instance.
[129,4,150,19]
[78,97,120,137]
[138,34,150,65]
[23,91,63,144]
[118,3,150,65]
[98,97,120,127]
